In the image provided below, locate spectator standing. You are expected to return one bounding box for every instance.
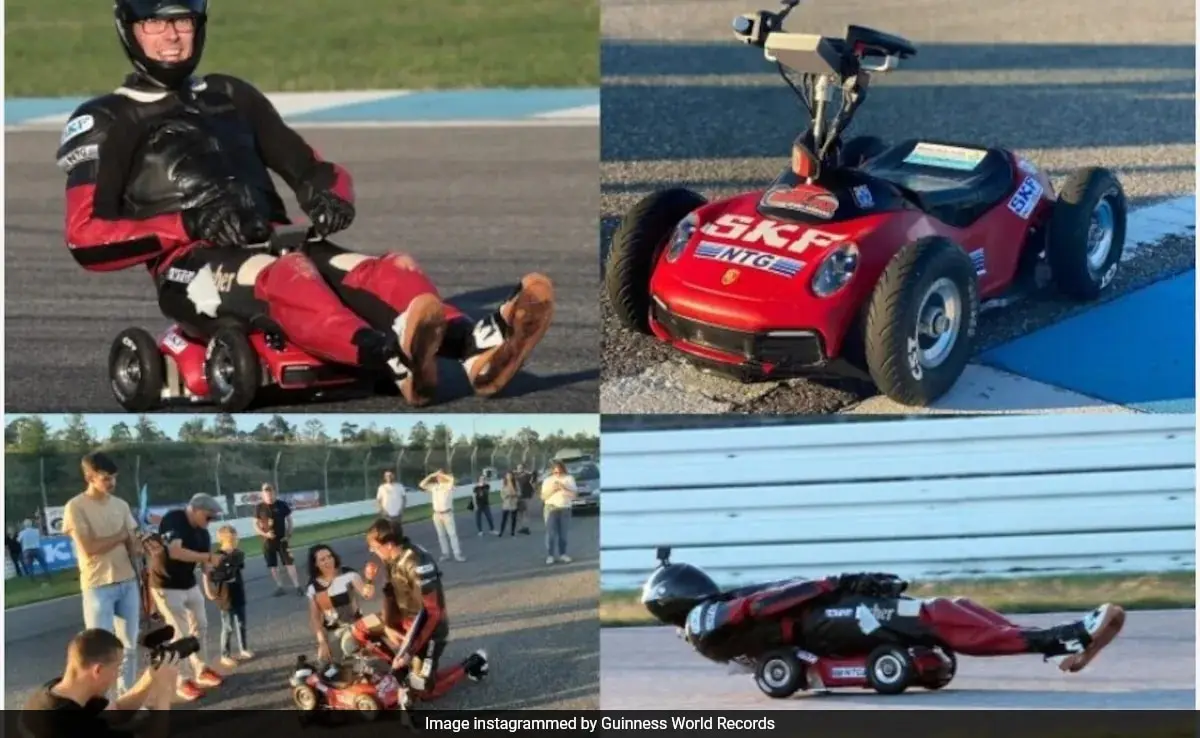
[513,464,536,535]
[200,525,254,668]
[254,483,302,596]
[19,518,52,583]
[146,493,226,701]
[498,472,520,537]
[541,461,577,565]
[419,470,465,562]
[472,476,497,536]
[60,452,141,695]
[7,526,26,577]
[376,470,407,527]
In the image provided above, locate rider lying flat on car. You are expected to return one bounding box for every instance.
[56,0,554,406]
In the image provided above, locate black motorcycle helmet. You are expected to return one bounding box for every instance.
[114,0,209,89]
[640,547,721,628]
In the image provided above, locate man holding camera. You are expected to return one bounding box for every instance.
[21,628,179,738]
[145,493,226,701]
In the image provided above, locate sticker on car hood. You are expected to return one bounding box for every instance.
[903,142,987,171]
[693,241,804,278]
[760,184,840,219]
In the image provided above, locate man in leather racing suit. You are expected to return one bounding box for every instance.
[361,519,488,700]
[57,0,554,406]
[641,556,1126,674]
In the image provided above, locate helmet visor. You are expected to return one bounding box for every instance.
[123,0,207,19]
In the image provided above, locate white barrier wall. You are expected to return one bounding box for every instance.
[599,414,1196,590]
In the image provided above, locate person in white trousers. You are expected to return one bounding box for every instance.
[420,469,465,562]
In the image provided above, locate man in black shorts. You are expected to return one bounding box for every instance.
[254,483,301,596]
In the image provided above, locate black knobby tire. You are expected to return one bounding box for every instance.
[840,135,887,168]
[108,327,166,412]
[754,649,805,699]
[605,188,707,334]
[863,237,980,406]
[865,646,914,695]
[1046,167,1126,300]
[204,327,260,412]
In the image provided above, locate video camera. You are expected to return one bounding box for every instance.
[141,624,201,667]
[208,548,245,585]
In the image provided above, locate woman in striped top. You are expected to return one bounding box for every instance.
[305,544,370,663]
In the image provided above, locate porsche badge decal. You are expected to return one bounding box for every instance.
[722,269,739,285]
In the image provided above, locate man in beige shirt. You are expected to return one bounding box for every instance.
[61,452,143,697]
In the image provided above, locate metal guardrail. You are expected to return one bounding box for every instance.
[599,414,1196,589]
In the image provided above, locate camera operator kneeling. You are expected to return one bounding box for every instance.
[21,628,179,738]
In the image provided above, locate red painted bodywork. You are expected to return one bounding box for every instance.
[811,648,949,689]
[303,668,407,710]
[647,152,1056,372]
[156,324,358,400]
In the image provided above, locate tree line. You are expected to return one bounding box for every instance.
[6,414,599,455]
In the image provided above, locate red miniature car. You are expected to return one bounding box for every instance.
[750,644,956,698]
[289,653,412,724]
[107,225,371,413]
[604,0,1126,406]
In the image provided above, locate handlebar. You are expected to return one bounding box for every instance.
[244,223,320,255]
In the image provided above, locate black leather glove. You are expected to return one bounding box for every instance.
[182,200,271,248]
[304,189,355,236]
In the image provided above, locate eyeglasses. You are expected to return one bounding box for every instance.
[138,16,196,34]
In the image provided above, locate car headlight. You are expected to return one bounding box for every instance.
[811,242,859,297]
[664,212,699,263]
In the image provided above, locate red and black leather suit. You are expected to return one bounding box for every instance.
[677,572,1093,663]
[55,72,490,372]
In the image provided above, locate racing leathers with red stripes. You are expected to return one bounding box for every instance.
[55,72,492,378]
[381,541,468,699]
[681,572,1098,663]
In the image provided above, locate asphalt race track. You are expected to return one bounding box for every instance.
[4,509,599,710]
[599,610,1195,709]
[5,125,598,412]
[599,0,1196,413]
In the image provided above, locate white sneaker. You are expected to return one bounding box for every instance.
[237,650,255,660]
[546,556,555,565]
[439,554,450,562]
[493,531,502,536]
[454,555,466,562]
[478,531,484,537]
[558,555,572,563]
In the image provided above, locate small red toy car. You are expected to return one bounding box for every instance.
[107,225,371,413]
[604,0,1126,406]
[289,652,412,724]
[750,644,956,698]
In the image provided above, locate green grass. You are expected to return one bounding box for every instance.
[5,494,496,608]
[600,571,1196,627]
[5,0,599,97]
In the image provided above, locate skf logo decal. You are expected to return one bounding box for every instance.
[695,242,805,279]
[60,114,95,144]
[722,269,739,285]
[699,214,848,255]
[1007,175,1043,220]
[761,184,839,219]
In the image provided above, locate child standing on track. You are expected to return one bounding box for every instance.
[202,525,254,668]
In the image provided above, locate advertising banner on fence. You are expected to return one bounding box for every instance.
[6,534,79,579]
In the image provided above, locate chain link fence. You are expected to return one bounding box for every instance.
[6,438,600,528]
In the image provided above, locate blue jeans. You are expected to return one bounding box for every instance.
[544,506,571,557]
[475,505,495,533]
[220,604,248,657]
[81,578,141,694]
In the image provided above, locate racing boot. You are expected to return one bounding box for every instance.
[384,293,447,407]
[464,649,489,682]
[459,274,555,396]
[1024,603,1126,672]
